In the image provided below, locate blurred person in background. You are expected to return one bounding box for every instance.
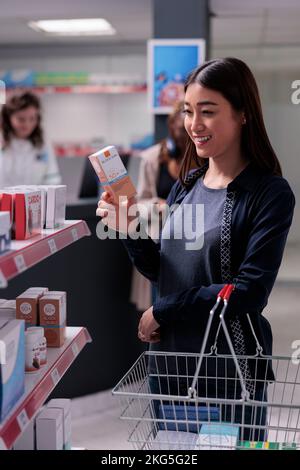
[137,101,188,234]
[0,91,61,186]
[131,101,188,311]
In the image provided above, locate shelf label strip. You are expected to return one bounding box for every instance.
[14,254,27,273]
[48,239,58,254]
[71,228,79,242]
[51,367,60,386]
[17,409,29,432]
[0,269,7,288]
[72,342,79,358]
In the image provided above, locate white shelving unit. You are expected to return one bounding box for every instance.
[0,220,92,450]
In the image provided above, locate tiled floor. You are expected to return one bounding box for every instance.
[71,243,300,450]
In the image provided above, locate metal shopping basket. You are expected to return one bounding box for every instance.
[112,284,300,450]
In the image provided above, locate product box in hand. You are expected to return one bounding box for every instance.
[39,291,66,347]
[88,145,136,202]
[0,319,25,422]
[1,189,42,240]
[47,399,72,450]
[195,423,239,450]
[36,408,64,450]
[16,290,46,327]
[0,211,11,254]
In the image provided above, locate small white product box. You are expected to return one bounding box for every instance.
[44,185,66,229]
[0,299,16,322]
[0,211,11,254]
[195,423,239,450]
[36,408,64,450]
[13,419,35,450]
[47,399,72,450]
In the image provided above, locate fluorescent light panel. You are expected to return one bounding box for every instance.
[28,18,116,36]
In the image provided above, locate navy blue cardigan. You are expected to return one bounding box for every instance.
[122,162,295,381]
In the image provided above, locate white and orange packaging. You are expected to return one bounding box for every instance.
[39,292,66,347]
[88,145,136,202]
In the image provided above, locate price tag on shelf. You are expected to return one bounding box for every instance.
[72,342,79,358]
[51,368,60,386]
[48,238,58,254]
[0,269,7,288]
[14,254,26,273]
[17,409,29,432]
[71,228,79,242]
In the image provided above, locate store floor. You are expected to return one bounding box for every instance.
[70,243,300,450]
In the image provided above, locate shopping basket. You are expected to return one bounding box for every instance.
[112,284,300,450]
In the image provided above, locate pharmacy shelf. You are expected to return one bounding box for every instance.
[0,327,92,450]
[7,84,147,95]
[0,220,91,288]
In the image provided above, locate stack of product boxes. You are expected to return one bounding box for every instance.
[15,288,67,375]
[0,287,67,426]
[0,184,66,240]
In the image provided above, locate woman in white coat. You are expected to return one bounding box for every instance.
[0,92,61,187]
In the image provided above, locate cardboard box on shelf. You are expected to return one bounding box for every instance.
[16,292,41,327]
[88,145,136,202]
[44,185,66,229]
[0,319,25,422]
[47,399,72,450]
[1,189,42,240]
[36,408,64,450]
[2,185,46,229]
[39,292,66,347]
[24,287,49,296]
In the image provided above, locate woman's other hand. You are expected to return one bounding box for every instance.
[138,306,160,343]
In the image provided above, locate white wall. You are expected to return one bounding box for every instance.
[41,92,152,147]
[0,51,153,147]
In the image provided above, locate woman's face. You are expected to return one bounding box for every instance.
[10,106,39,139]
[184,83,244,161]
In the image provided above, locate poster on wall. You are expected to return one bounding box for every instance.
[147,39,206,114]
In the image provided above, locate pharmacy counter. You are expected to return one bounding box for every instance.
[1,199,145,398]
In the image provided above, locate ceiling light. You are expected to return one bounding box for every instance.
[28,18,116,36]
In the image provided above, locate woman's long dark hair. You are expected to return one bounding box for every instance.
[180,57,282,186]
[1,92,43,148]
